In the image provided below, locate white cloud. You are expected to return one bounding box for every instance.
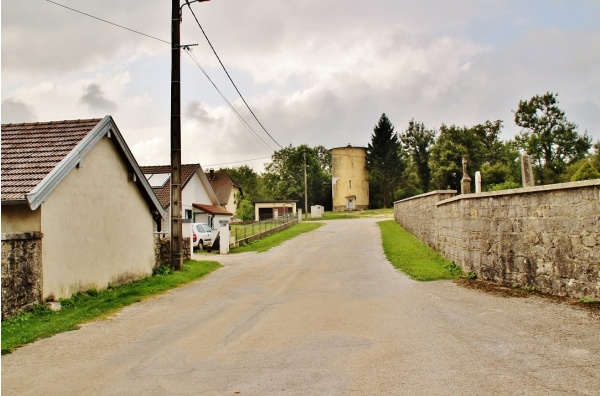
[2,0,599,172]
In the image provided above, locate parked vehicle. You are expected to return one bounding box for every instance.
[192,223,218,250]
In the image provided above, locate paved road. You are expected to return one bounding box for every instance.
[2,218,599,395]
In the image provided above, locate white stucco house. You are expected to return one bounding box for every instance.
[140,164,232,231]
[1,116,166,301]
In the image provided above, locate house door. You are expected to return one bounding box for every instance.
[347,198,355,210]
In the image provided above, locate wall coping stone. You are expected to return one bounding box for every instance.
[1,232,44,241]
[394,190,457,204]
[437,179,600,206]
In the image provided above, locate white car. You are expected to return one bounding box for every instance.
[192,223,217,250]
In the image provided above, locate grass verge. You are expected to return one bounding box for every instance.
[378,220,462,281]
[307,208,394,221]
[1,260,221,355]
[231,222,323,253]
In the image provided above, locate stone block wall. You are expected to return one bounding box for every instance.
[1,232,43,319]
[394,180,600,298]
[394,190,457,246]
[154,235,191,268]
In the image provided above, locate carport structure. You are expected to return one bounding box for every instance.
[253,200,297,221]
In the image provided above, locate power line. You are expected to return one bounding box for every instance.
[184,0,283,149]
[44,0,170,44]
[204,156,272,167]
[184,49,275,153]
[43,0,280,156]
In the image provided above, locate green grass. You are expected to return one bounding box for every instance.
[1,260,221,355]
[231,222,323,253]
[307,208,394,221]
[378,220,462,281]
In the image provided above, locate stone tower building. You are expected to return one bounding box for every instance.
[331,145,369,211]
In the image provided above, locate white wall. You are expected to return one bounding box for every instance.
[40,136,156,299]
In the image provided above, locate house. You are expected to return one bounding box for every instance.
[206,170,242,215]
[140,164,232,231]
[1,116,166,305]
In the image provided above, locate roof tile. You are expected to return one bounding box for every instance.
[1,119,102,201]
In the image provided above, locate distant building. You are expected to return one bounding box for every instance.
[331,145,369,211]
[205,170,242,215]
[253,201,297,221]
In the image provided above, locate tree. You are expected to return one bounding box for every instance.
[429,124,482,191]
[235,198,255,221]
[571,161,600,182]
[218,165,262,203]
[262,145,332,211]
[399,119,435,193]
[514,92,592,184]
[366,113,406,208]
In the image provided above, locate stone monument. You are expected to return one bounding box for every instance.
[521,151,535,187]
[461,156,471,194]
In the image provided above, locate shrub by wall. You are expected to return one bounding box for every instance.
[394,180,600,298]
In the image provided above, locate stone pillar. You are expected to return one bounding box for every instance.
[521,151,535,187]
[475,171,482,193]
[297,209,302,222]
[461,156,471,194]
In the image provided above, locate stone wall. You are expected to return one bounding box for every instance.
[154,235,191,268]
[394,180,600,298]
[1,232,43,319]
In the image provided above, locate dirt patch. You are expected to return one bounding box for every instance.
[455,278,600,318]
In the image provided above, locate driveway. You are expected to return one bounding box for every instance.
[2,218,599,395]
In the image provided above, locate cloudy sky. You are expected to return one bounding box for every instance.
[3,0,600,171]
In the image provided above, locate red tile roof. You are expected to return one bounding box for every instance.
[1,118,103,201]
[206,172,241,206]
[192,203,232,215]
[140,164,200,209]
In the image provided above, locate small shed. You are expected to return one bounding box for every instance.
[1,116,166,314]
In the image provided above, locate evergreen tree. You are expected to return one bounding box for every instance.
[366,113,405,208]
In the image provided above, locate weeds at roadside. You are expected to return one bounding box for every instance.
[1,260,220,355]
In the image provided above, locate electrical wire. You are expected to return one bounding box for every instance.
[184,49,275,153]
[204,156,272,168]
[43,0,279,163]
[45,0,170,44]
[184,0,283,149]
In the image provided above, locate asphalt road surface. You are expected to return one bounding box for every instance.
[2,218,599,395]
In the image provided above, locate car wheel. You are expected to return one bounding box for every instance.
[197,241,203,251]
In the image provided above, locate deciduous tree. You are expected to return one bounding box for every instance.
[514,92,591,184]
[399,119,435,193]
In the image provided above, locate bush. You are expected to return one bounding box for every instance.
[488,181,520,191]
[571,161,600,182]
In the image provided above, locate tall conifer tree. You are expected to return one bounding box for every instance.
[366,113,405,208]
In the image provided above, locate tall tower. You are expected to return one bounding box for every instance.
[331,145,369,211]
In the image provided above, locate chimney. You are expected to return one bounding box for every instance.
[209,168,215,180]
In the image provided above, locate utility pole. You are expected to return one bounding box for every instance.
[170,0,209,270]
[170,0,183,271]
[304,151,308,221]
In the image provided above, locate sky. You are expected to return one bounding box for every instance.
[2,0,600,172]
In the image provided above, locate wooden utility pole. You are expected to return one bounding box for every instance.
[170,0,183,270]
[304,151,308,220]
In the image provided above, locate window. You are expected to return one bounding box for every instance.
[185,209,192,219]
[349,180,352,189]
